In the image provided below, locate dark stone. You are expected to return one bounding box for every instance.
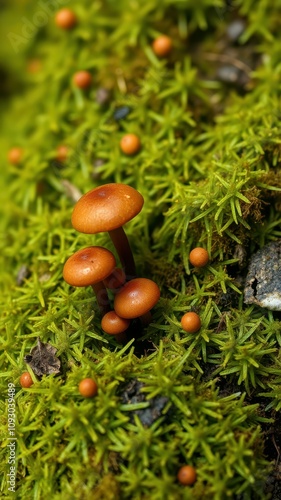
[25,338,61,377]
[244,240,281,310]
[121,379,168,427]
[217,64,245,85]
[113,106,131,121]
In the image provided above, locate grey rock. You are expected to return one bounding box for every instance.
[227,19,246,42]
[244,240,281,310]
[217,64,247,86]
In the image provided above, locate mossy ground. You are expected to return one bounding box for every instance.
[1,1,281,498]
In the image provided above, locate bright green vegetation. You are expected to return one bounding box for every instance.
[1,0,281,498]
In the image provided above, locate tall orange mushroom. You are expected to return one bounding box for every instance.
[63,246,116,316]
[71,184,144,279]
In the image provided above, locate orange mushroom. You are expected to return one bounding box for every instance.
[71,184,144,278]
[177,465,197,486]
[73,71,92,89]
[189,247,209,268]
[152,35,172,57]
[181,312,201,333]
[8,147,23,165]
[114,277,160,324]
[55,8,77,29]
[120,134,141,155]
[79,378,98,398]
[63,246,116,315]
[101,310,130,343]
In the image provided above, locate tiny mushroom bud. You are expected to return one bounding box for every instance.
[189,247,209,268]
[101,311,130,343]
[181,312,201,333]
[55,8,77,29]
[71,183,144,278]
[63,246,116,316]
[20,372,33,388]
[114,278,160,323]
[73,71,92,89]
[177,465,197,486]
[56,145,69,163]
[79,378,98,398]
[152,35,173,57]
[27,59,42,74]
[8,147,23,165]
[120,134,141,156]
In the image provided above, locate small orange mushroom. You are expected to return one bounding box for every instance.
[101,311,130,343]
[114,278,160,324]
[189,247,209,268]
[63,246,116,315]
[73,71,92,89]
[181,312,201,333]
[8,147,23,165]
[56,145,69,163]
[55,8,77,29]
[79,378,98,398]
[71,184,144,278]
[120,134,141,156]
[152,35,172,57]
[20,372,33,388]
[177,465,197,486]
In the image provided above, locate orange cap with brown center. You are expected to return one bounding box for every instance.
[71,183,144,234]
[114,278,160,319]
[63,246,116,287]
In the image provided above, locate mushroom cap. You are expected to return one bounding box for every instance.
[101,311,130,335]
[63,246,116,287]
[71,183,144,234]
[114,278,160,319]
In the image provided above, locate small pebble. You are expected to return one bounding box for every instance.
[16,265,30,286]
[227,19,246,42]
[96,87,111,105]
[217,65,248,87]
[113,106,131,121]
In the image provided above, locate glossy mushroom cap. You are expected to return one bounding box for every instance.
[63,246,116,287]
[71,183,144,234]
[101,311,130,335]
[114,278,160,319]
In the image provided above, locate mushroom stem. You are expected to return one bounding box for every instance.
[91,283,111,316]
[140,311,152,326]
[109,227,136,279]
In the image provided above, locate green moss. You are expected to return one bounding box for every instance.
[1,0,281,498]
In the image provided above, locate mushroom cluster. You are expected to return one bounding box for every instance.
[63,183,160,342]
